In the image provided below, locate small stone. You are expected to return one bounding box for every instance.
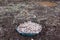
[31,38,34,40]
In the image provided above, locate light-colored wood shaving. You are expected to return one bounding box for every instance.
[36,1,57,7]
[17,21,42,33]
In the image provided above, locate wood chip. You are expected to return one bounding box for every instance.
[37,1,57,7]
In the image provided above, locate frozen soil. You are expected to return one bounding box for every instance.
[0,0,60,40]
